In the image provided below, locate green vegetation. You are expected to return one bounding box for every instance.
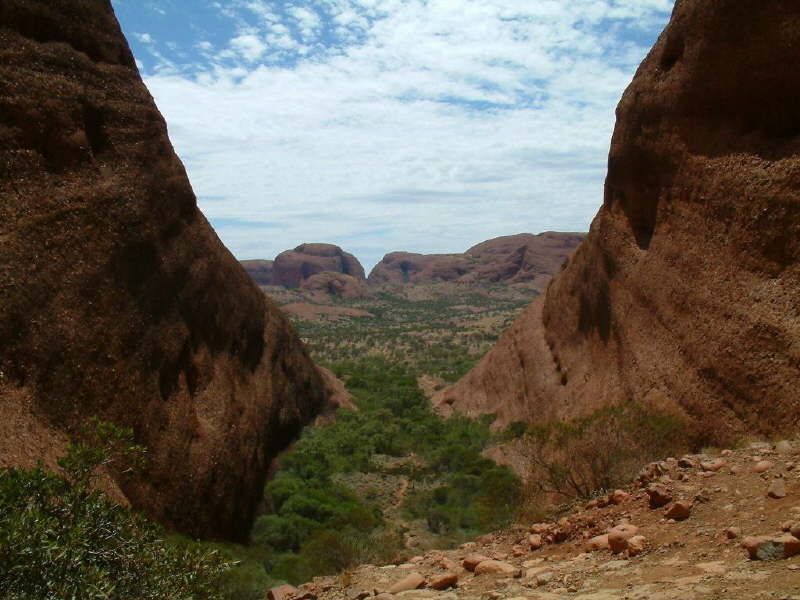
[286,283,533,380]
[0,419,229,600]
[241,358,520,585]
[0,285,531,599]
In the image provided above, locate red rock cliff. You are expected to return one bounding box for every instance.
[0,0,329,541]
[437,0,800,446]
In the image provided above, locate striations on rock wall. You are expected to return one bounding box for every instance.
[437,0,800,446]
[273,243,366,288]
[0,0,330,542]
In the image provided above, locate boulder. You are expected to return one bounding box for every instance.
[388,573,426,594]
[743,535,800,560]
[0,0,329,541]
[752,460,774,473]
[767,478,788,499]
[586,534,611,552]
[429,573,458,590]
[664,500,692,521]
[461,554,491,572]
[473,560,519,577]
[609,490,631,505]
[608,524,639,554]
[269,585,298,600]
[646,485,673,509]
[626,535,648,557]
[528,533,543,550]
[725,527,741,539]
[700,459,726,472]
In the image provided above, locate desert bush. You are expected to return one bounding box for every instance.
[0,419,229,600]
[520,404,687,500]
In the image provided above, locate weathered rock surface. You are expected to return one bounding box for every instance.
[368,233,584,288]
[314,367,358,426]
[273,243,365,288]
[301,271,368,299]
[0,0,329,541]
[436,0,800,442]
[240,259,274,285]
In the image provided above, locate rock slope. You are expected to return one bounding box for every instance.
[437,0,800,444]
[273,243,366,288]
[287,441,800,600]
[368,233,584,289]
[0,0,329,541]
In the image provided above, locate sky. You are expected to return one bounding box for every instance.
[110,0,675,271]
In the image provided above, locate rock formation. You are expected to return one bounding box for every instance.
[0,0,329,541]
[368,252,472,285]
[368,233,584,289]
[273,243,366,288]
[465,233,585,286]
[240,259,274,285]
[300,271,368,299]
[437,0,800,446]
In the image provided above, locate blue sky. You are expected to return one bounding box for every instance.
[111,0,674,271]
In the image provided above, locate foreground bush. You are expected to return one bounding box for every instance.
[0,420,229,600]
[518,404,687,501]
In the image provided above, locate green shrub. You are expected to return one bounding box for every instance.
[0,419,229,600]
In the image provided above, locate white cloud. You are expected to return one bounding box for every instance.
[136,0,674,270]
[134,32,154,44]
[230,33,267,62]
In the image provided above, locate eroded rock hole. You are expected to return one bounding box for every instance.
[660,35,684,72]
[82,102,110,155]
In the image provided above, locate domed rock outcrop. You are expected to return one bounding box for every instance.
[240,259,274,285]
[273,243,365,288]
[368,233,584,288]
[368,252,472,285]
[0,0,329,542]
[437,0,800,445]
[465,232,586,286]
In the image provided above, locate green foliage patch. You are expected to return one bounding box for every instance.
[0,419,229,600]
[248,358,521,584]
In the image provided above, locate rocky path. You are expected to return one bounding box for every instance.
[273,440,800,600]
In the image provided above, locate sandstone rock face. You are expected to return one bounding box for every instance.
[368,251,472,285]
[273,243,365,288]
[368,233,584,288]
[437,0,800,443]
[300,271,368,299]
[240,259,274,285]
[464,233,585,286]
[0,0,329,541]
